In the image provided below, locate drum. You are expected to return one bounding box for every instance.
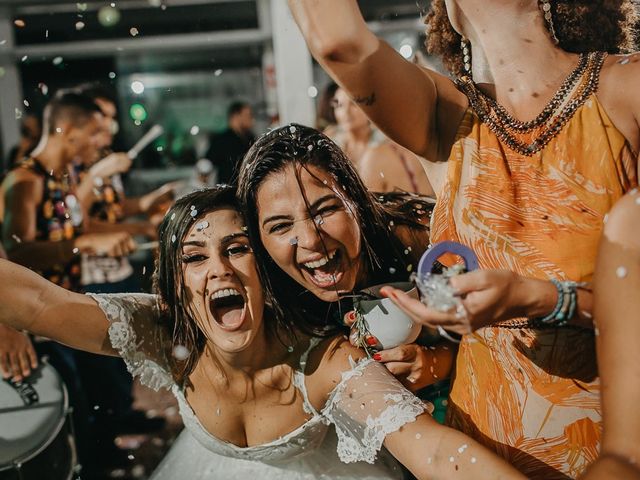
[0,360,77,480]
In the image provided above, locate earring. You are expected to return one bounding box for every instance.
[540,0,560,45]
[461,37,472,77]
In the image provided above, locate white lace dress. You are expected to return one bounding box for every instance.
[90,293,428,480]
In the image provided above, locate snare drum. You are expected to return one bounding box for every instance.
[0,361,77,480]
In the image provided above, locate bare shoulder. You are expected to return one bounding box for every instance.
[598,53,640,151]
[306,335,368,389]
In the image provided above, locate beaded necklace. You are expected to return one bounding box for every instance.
[456,51,607,156]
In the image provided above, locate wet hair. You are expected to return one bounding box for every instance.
[45,90,103,135]
[227,101,251,120]
[425,0,640,78]
[236,124,432,336]
[154,186,254,383]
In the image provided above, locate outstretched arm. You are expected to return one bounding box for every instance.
[580,192,640,479]
[288,0,447,158]
[314,338,524,479]
[0,259,113,355]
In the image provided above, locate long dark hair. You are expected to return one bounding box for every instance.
[153,186,292,384]
[236,124,432,336]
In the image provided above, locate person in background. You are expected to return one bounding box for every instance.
[205,100,255,185]
[330,85,433,195]
[316,81,339,135]
[0,89,136,474]
[6,113,42,170]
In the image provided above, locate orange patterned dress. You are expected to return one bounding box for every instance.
[431,94,638,479]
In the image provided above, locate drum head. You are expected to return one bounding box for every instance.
[0,363,66,466]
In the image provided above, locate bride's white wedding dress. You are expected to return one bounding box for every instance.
[91,293,428,479]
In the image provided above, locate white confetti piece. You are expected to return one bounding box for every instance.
[172,345,190,360]
[616,266,628,278]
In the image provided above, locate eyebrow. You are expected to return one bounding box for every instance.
[261,194,339,228]
[181,232,247,248]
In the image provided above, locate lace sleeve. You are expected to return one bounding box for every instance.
[87,293,174,391]
[322,358,428,464]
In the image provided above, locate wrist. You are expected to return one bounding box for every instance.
[517,276,558,319]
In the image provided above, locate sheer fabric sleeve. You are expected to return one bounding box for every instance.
[322,357,428,464]
[87,293,174,391]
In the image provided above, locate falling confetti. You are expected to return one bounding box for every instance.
[98,5,121,27]
[130,27,139,37]
[75,21,85,31]
[471,457,477,464]
[52,56,64,66]
[170,212,176,220]
[11,234,22,244]
[190,125,200,136]
[190,209,198,217]
[172,345,190,360]
[389,267,396,274]
[38,82,49,95]
[214,69,223,76]
[616,266,628,278]
[76,3,88,11]
[14,19,26,28]
[171,234,177,243]
[458,444,468,453]
[289,237,298,245]
[289,125,297,134]
[415,433,422,439]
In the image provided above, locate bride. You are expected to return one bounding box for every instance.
[0,186,522,479]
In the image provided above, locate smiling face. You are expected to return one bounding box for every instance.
[180,208,265,354]
[257,164,362,302]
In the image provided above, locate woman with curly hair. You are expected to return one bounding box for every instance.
[289,0,639,477]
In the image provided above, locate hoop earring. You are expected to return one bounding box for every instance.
[540,0,560,45]
[461,37,472,78]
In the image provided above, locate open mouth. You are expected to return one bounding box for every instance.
[299,250,344,289]
[209,288,247,331]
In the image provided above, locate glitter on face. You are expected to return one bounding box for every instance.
[196,220,209,232]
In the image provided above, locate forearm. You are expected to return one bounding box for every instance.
[288,0,437,155]
[386,416,525,479]
[0,259,113,355]
[85,218,155,237]
[7,240,76,271]
[121,197,143,216]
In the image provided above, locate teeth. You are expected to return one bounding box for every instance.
[210,288,241,300]
[303,251,336,269]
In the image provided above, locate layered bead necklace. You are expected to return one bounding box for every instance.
[456,51,607,156]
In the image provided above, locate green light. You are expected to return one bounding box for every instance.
[129,103,148,122]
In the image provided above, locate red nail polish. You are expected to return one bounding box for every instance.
[366,337,377,346]
[373,353,382,361]
[348,311,356,321]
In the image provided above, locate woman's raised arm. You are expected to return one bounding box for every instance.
[288,0,447,158]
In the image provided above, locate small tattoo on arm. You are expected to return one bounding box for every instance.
[353,92,376,106]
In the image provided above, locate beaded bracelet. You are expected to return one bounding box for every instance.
[533,280,579,328]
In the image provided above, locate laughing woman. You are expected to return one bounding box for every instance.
[289,1,640,477]
[0,187,523,479]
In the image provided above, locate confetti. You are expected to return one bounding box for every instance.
[415,433,422,439]
[616,266,628,278]
[14,19,25,28]
[471,457,477,464]
[458,444,468,453]
[195,220,209,231]
[130,27,139,37]
[172,345,190,360]
[170,212,176,220]
[52,57,63,66]
[75,21,85,31]
[289,237,298,245]
[389,267,396,274]
[214,69,223,76]
[190,209,198,217]
[289,125,297,134]
[11,234,21,244]
[449,456,455,462]
[171,234,177,243]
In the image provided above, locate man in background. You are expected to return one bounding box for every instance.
[206,100,255,185]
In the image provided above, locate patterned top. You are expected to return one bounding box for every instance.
[17,157,83,291]
[431,94,638,479]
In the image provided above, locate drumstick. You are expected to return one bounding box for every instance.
[127,125,164,159]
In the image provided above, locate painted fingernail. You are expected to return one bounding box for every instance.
[347,311,356,321]
[373,353,382,361]
[366,337,378,346]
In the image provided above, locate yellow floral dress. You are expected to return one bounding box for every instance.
[431,94,638,479]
